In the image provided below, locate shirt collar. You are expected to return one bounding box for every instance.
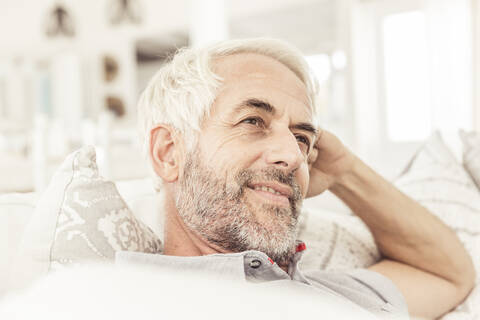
[116,241,307,282]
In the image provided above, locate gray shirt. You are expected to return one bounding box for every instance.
[116,243,409,319]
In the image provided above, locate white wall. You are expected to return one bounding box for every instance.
[474,0,480,130]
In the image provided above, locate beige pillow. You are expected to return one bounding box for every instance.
[298,209,380,271]
[395,131,480,237]
[9,146,162,292]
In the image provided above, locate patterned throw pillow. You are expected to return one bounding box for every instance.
[395,131,480,240]
[297,209,380,271]
[9,146,162,291]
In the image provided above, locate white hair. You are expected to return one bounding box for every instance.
[137,38,320,190]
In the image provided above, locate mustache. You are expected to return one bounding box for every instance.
[234,168,302,202]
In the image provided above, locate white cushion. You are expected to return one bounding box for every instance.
[0,193,38,296]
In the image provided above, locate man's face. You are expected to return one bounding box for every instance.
[175,53,316,264]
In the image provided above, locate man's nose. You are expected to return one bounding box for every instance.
[264,129,304,172]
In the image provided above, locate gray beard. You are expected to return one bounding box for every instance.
[175,149,303,266]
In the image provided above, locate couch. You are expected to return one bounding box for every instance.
[0,131,479,319]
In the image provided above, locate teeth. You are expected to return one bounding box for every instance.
[254,186,282,196]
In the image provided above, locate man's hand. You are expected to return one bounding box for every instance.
[307,130,356,198]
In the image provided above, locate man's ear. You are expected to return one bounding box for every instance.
[149,124,183,183]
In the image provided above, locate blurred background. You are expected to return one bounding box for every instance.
[0,0,478,193]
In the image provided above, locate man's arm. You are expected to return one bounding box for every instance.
[331,158,475,318]
[308,131,476,319]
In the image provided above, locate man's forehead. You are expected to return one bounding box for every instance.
[211,53,313,117]
[214,53,307,90]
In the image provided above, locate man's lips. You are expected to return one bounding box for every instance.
[246,182,293,207]
[247,181,293,198]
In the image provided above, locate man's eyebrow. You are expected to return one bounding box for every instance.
[235,98,275,114]
[291,123,318,137]
[234,98,317,136]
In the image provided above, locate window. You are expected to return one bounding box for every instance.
[382,11,431,142]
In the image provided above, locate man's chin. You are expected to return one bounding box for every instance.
[206,217,297,262]
[237,219,298,261]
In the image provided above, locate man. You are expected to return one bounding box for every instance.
[122,38,475,319]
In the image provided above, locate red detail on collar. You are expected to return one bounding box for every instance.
[268,257,274,265]
[296,242,306,252]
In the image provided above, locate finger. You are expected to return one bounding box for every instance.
[308,148,318,165]
[314,128,325,148]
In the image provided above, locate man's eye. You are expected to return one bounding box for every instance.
[241,117,265,127]
[296,135,311,148]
